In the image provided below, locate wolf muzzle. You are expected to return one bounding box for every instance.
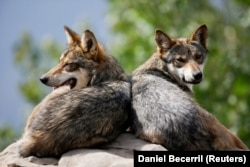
[40,76,48,84]
[193,72,203,81]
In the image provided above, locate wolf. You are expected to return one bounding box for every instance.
[131,24,249,150]
[18,26,131,157]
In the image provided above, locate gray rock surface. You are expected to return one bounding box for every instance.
[0,133,167,167]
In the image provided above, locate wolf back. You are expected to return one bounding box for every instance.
[131,25,249,150]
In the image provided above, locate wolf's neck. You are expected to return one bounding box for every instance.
[186,84,193,91]
[90,56,128,86]
[164,67,193,93]
[136,56,193,94]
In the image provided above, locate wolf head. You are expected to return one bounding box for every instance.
[40,26,106,91]
[155,25,208,89]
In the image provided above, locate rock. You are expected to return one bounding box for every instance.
[0,133,167,167]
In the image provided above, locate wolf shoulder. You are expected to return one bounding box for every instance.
[132,74,190,100]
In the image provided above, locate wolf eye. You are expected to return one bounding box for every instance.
[65,63,78,71]
[176,57,186,63]
[194,54,202,60]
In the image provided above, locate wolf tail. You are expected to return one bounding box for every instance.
[198,106,249,150]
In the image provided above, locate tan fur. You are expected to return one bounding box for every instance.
[197,106,248,150]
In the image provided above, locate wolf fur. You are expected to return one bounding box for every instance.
[131,25,249,150]
[18,26,131,157]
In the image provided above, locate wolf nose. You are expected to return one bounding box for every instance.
[194,73,203,81]
[40,76,48,84]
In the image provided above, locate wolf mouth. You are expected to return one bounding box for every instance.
[53,78,77,90]
[182,77,202,84]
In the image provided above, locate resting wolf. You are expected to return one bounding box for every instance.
[19,26,131,157]
[131,25,249,150]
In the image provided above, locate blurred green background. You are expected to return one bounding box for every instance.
[1,0,250,150]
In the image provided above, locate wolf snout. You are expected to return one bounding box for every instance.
[194,72,203,81]
[193,72,203,84]
[40,76,48,84]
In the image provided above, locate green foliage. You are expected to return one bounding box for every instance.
[107,0,215,72]
[14,33,63,104]
[107,0,250,146]
[0,127,17,151]
[0,34,63,151]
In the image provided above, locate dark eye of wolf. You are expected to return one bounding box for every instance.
[194,54,202,60]
[65,63,78,71]
[176,57,186,63]
[175,57,186,68]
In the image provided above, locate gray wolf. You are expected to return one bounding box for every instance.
[18,26,131,157]
[131,24,249,150]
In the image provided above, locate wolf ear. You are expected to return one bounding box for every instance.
[64,26,81,45]
[190,24,208,50]
[81,30,101,59]
[155,29,176,53]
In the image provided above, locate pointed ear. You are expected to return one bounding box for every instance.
[155,29,176,53]
[190,24,208,50]
[64,26,81,45]
[81,30,98,54]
